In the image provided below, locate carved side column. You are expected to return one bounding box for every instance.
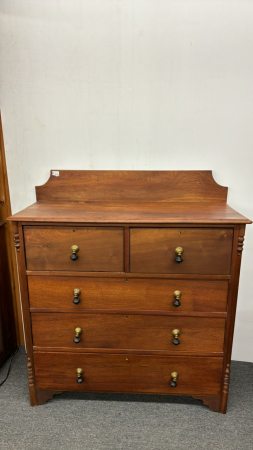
[27,357,34,387]
[13,232,20,252]
[13,222,38,406]
[237,236,244,255]
[220,225,246,413]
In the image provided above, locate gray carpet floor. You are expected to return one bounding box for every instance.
[0,347,252,450]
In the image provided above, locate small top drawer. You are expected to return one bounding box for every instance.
[24,226,124,272]
[130,228,233,275]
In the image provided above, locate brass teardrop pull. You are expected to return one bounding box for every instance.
[74,327,82,343]
[175,247,183,263]
[76,368,84,383]
[173,290,182,307]
[73,288,81,305]
[70,245,79,261]
[172,329,180,345]
[170,371,178,387]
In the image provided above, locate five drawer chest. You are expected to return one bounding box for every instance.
[9,170,251,413]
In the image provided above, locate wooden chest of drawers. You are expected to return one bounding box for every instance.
[9,170,251,413]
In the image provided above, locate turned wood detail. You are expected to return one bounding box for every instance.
[14,232,20,251]
[237,236,245,255]
[27,358,34,387]
[223,364,230,393]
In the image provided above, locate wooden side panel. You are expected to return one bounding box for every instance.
[130,228,233,274]
[15,223,38,405]
[24,226,124,272]
[220,224,246,413]
[34,352,224,396]
[0,223,17,363]
[0,113,23,345]
[28,276,229,313]
[36,170,228,203]
[32,313,226,353]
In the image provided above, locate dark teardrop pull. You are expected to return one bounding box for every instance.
[70,245,79,261]
[76,368,84,383]
[170,372,178,387]
[175,247,184,263]
[172,329,180,346]
[74,327,82,344]
[173,299,181,307]
[173,290,182,307]
[73,288,81,305]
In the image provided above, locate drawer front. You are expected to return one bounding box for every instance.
[130,228,233,274]
[28,276,229,312]
[34,352,223,396]
[32,313,225,353]
[24,226,124,272]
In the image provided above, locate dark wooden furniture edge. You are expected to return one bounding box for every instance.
[35,389,220,412]
[37,390,63,405]
[192,395,220,412]
[13,221,38,405]
[0,113,23,345]
[219,224,246,413]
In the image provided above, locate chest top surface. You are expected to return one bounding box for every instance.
[8,170,251,224]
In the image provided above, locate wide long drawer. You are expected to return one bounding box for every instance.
[32,313,225,353]
[130,228,233,274]
[24,226,124,272]
[34,352,223,395]
[28,276,229,312]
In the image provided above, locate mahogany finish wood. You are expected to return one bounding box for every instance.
[9,201,250,224]
[32,347,224,357]
[220,224,246,413]
[32,313,226,353]
[34,352,224,396]
[130,228,233,275]
[35,170,228,203]
[16,222,38,405]
[30,310,227,319]
[24,226,124,272]
[26,271,231,280]
[37,390,63,405]
[7,170,251,412]
[28,276,229,312]
[192,395,220,412]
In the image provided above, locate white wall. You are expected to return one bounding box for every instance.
[0,0,252,362]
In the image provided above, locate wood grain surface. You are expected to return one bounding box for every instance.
[35,170,228,203]
[28,276,229,312]
[34,352,223,396]
[8,201,251,224]
[130,228,233,274]
[24,226,124,271]
[31,313,225,353]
